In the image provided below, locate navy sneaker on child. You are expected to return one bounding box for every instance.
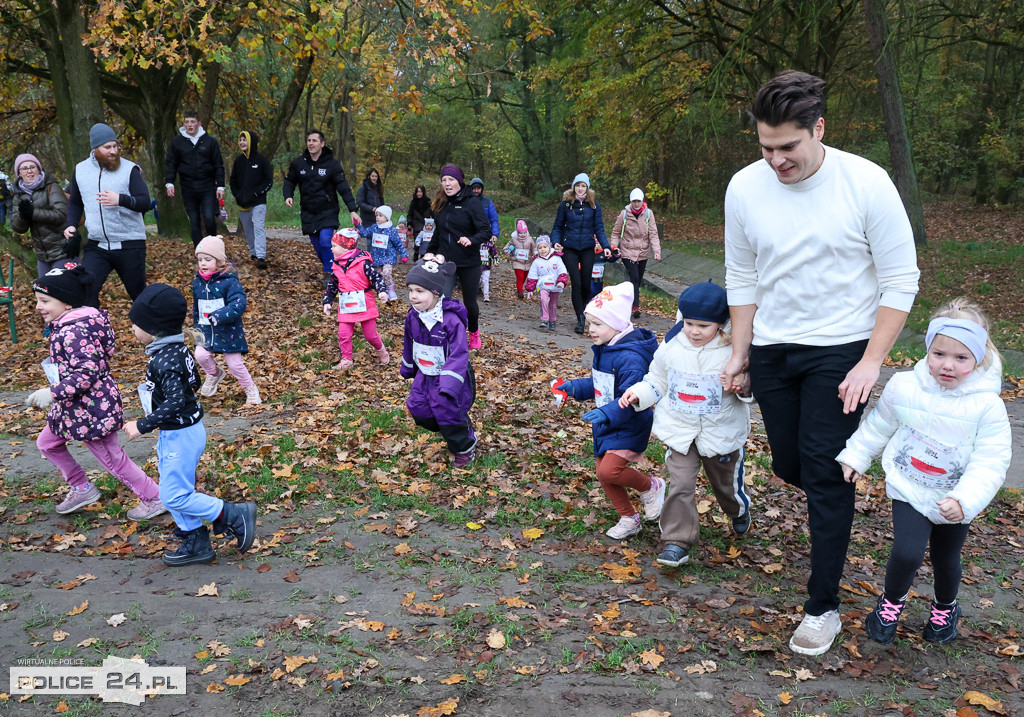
[732,510,752,536]
[656,544,689,567]
[212,501,257,553]
[923,600,960,643]
[864,594,906,644]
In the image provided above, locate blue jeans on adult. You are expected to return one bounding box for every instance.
[308,227,335,273]
[181,186,218,247]
[748,340,868,617]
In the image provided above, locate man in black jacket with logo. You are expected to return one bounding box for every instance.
[282,129,361,285]
[165,109,225,247]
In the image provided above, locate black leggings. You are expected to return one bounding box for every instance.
[443,264,482,332]
[885,499,970,604]
[562,247,596,319]
[620,258,647,308]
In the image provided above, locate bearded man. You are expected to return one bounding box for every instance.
[63,123,151,307]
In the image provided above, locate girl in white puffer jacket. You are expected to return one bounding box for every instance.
[838,298,1011,646]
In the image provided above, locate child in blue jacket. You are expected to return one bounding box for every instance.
[553,282,663,540]
[191,236,260,404]
[358,205,408,300]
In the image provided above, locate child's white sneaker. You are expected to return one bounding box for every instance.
[334,358,354,372]
[605,513,642,540]
[640,475,666,520]
[127,498,167,521]
[244,385,262,405]
[200,366,226,396]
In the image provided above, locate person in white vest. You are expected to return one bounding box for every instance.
[721,71,920,656]
[63,123,151,308]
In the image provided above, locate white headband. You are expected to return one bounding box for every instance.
[925,317,988,363]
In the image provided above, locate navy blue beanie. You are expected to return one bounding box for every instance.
[665,279,729,343]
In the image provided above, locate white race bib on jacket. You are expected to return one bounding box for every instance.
[592,263,605,279]
[137,381,154,416]
[480,246,490,262]
[412,342,446,376]
[515,248,529,261]
[667,369,723,415]
[892,425,965,490]
[338,291,367,314]
[592,368,615,408]
[372,233,389,249]
[197,298,225,326]
[41,358,59,385]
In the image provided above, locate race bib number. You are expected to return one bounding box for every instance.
[197,298,225,326]
[372,233,389,249]
[515,248,530,262]
[137,382,154,416]
[480,246,490,262]
[592,263,605,279]
[592,368,615,408]
[41,358,59,385]
[892,425,965,490]
[412,342,446,376]
[338,291,367,314]
[667,369,722,415]
[540,274,557,290]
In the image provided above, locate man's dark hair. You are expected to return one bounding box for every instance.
[750,71,826,131]
[183,108,200,120]
[306,129,326,142]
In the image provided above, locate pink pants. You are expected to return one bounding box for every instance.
[540,290,560,322]
[338,319,384,360]
[37,426,159,500]
[194,346,255,389]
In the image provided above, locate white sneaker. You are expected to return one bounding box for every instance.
[789,610,842,655]
[640,475,666,521]
[200,367,226,396]
[605,514,642,540]
[244,385,262,405]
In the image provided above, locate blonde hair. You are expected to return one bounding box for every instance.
[561,187,596,208]
[930,296,999,368]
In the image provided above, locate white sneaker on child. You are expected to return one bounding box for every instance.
[200,366,226,396]
[244,385,262,405]
[605,514,642,540]
[640,475,666,520]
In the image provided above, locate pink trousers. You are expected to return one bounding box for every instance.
[37,426,159,500]
[194,346,255,388]
[540,290,560,322]
[338,319,384,360]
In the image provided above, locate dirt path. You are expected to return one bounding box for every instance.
[1,233,1023,716]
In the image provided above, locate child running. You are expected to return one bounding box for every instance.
[478,238,498,302]
[506,220,535,298]
[524,235,568,331]
[358,204,408,300]
[191,235,261,404]
[837,298,1010,644]
[401,258,477,467]
[413,218,435,263]
[323,228,391,372]
[123,283,256,566]
[552,282,661,539]
[620,280,753,567]
[27,263,164,519]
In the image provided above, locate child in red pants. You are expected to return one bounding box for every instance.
[505,220,536,298]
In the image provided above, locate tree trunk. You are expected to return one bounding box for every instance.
[198,61,221,127]
[862,0,926,245]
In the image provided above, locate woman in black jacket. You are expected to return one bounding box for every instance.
[355,168,384,230]
[406,185,431,237]
[424,164,491,349]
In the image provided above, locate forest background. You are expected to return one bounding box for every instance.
[1,0,1022,244]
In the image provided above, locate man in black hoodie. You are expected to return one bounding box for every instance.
[229,131,274,269]
[165,109,225,247]
[282,129,360,284]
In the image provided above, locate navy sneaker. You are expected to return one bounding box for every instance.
[923,600,960,644]
[864,594,905,644]
[163,526,215,566]
[656,544,689,567]
[732,510,752,536]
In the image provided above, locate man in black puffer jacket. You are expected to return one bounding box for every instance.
[282,129,361,285]
[229,130,274,269]
[165,109,225,247]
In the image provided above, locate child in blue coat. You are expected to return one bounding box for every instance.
[358,204,408,300]
[553,282,663,540]
[191,236,260,404]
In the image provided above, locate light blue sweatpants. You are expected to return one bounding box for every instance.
[157,421,223,531]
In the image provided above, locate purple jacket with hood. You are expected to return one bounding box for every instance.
[46,307,124,441]
[400,297,474,424]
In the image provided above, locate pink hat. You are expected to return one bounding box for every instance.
[195,235,226,263]
[584,282,634,332]
[332,227,360,250]
[14,153,41,175]
[516,220,528,233]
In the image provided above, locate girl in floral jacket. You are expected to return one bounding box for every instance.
[26,262,164,519]
[192,236,261,404]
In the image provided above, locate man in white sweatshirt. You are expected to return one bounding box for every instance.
[722,71,920,656]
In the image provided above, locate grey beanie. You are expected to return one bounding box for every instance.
[89,123,118,149]
[469,177,484,188]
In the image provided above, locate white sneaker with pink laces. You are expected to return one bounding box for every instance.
[640,475,666,520]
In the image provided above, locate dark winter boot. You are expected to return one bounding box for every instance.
[574,315,586,334]
[212,501,257,553]
[162,526,216,566]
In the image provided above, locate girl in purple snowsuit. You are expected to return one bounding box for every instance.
[401,258,477,466]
